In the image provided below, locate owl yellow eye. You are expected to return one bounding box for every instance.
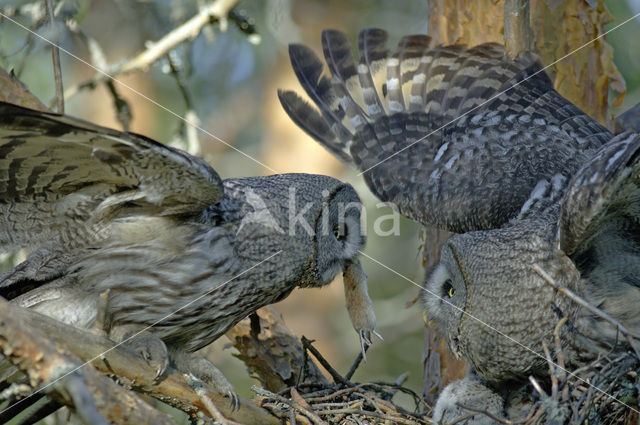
[443,279,455,298]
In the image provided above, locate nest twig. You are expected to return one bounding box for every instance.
[255,383,431,425]
[509,318,639,425]
[251,330,431,425]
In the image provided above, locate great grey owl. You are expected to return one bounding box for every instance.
[0,101,377,401]
[279,28,640,387]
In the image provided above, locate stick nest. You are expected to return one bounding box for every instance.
[256,382,431,425]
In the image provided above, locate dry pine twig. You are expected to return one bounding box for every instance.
[63,0,241,100]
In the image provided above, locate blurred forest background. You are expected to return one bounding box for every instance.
[1,0,639,415]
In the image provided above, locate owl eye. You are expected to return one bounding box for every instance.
[443,279,455,298]
[333,225,344,241]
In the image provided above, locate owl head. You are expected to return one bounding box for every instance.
[280,27,640,386]
[422,224,581,384]
[220,173,365,288]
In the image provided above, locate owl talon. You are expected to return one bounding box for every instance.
[360,330,372,346]
[228,391,240,411]
[111,329,169,381]
[358,330,372,362]
[172,351,237,405]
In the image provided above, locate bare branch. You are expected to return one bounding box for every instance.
[44,0,63,113]
[0,297,176,425]
[2,299,280,425]
[63,0,241,100]
[301,337,352,387]
[253,386,329,425]
[504,0,531,59]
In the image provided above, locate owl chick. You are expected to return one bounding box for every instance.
[0,101,377,401]
[433,372,505,425]
[279,28,640,386]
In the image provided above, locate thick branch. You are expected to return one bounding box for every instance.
[4,300,279,425]
[0,297,176,425]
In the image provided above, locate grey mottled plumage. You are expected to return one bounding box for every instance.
[433,373,505,425]
[0,101,375,397]
[280,28,640,387]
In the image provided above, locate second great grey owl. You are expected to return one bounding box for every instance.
[0,101,376,401]
[279,28,640,386]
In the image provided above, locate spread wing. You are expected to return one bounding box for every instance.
[0,101,223,253]
[279,28,613,233]
[556,132,640,261]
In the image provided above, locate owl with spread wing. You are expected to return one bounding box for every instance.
[280,28,640,388]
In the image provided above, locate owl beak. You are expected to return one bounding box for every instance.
[450,336,462,359]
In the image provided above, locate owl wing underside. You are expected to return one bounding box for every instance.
[557,132,640,262]
[280,29,613,232]
[0,101,223,252]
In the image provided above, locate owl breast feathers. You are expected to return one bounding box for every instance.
[281,28,640,385]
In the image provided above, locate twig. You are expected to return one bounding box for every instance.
[553,317,569,402]
[344,347,368,381]
[14,398,62,425]
[0,391,46,423]
[105,80,132,131]
[122,0,238,73]
[63,0,241,100]
[523,406,545,425]
[166,52,201,155]
[504,0,531,59]
[541,342,558,399]
[301,337,352,387]
[226,307,329,393]
[533,264,640,340]
[529,376,544,396]
[252,386,328,425]
[624,333,640,360]
[44,0,63,113]
[445,413,476,425]
[311,407,418,424]
[455,402,512,424]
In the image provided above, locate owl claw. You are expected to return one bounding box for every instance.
[228,390,240,411]
[122,333,169,381]
[360,330,372,346]
[358,330,372,362]
[372,330,383,341]
[172,351,237,409]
